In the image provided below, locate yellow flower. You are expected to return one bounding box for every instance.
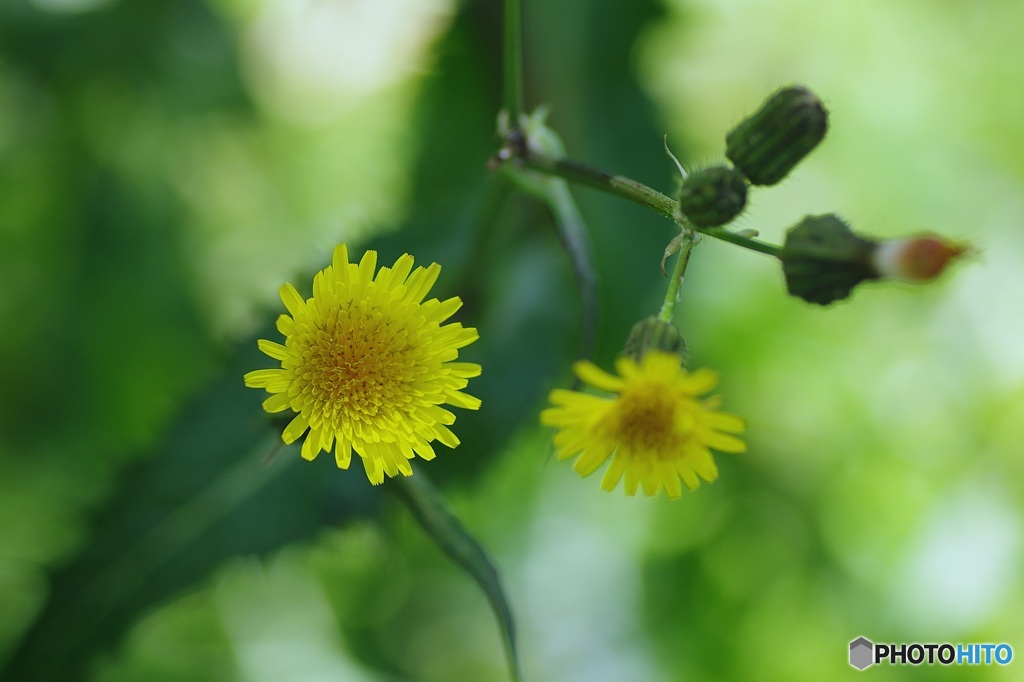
[541,351,745,498]
[244,245,481,485]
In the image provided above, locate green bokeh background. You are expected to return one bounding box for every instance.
[1,0,1022,680]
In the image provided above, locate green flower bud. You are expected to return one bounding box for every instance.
[675,165,749,228]
[780,214,879,305]
[622,317,687,364]
[726,86,828,186]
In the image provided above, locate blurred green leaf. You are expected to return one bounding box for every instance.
[501,111,600,361]
[1,343,379,682]
[390,473,522,682]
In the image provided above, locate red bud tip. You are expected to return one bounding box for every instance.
[872,236,969,282]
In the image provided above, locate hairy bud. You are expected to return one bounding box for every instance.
[780,214,878,305]
[726,86,828,186]
[675,165,749,228]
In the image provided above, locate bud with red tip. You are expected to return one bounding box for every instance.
[780,214,968,305]
[871,236,969,283]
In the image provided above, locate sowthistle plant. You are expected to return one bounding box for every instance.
[242,1,968,679]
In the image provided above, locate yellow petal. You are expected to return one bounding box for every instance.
[446,362,482,379]
[360,450,383,485]
[641,351,682,377]
[282,413,309,444]
[279,282,306,319]
[692,451,719,483]
[335,439,352,469]
[432,424,460,449]
[413,440,436,461]
[679,466,700,490]
[613,355,642,380]
[679,367,720,395]
[389,253,415,287]
[623,466,641,496]
[446,391,481,410]
[332,243,350,275]
[600,457,627,492]
[358,250,378,282]
[403,263,441,304]
[702,410,746,433]
[573,361,625,393]
[573,446,612,477]
[703,431,747,454]
[257,339,290,362]
[244,368,288,391]
[663,471,683,499]
[301,430,321,461]
[262,392,292,413]
[429,296,462,323]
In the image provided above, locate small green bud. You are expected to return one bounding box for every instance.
[726,86,828,186]
[780,214,879,305]
[622,317,687,364]
[675,165,749,228]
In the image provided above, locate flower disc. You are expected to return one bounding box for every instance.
[245,245,481,484]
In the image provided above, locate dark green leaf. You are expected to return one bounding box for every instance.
[1,345,379,682]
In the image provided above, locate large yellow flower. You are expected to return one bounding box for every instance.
[244,245,481,485]
[541,351,745,498]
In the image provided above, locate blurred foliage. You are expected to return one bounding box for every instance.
[2,0,1023,681]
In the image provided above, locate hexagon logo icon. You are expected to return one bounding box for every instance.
[849,636,874,670]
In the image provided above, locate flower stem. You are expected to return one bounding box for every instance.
[522,149,782,258]
[524,150,676,217]
[391,474,523,682]
[503,0,524,128]
[658,232,695,322]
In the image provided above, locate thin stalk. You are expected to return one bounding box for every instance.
[522,150,782,258]
[523,151,676,219]
[504,0,524,128]
[391,475,523,682]
[658,233,695,322]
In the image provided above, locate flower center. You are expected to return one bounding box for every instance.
[603,385,684,457]
[298,304,412,424]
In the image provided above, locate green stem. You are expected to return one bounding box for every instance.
[522,150,782,258]
[658,233,695,322]
[523,151,676,218]
[391,475,523,682]
[504,0,524,128]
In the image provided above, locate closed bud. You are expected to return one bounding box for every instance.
[622,317,687,364]
[726,85,828,186]
[675,165,748,228]
[780,214,878,305]
[871,235,968,282]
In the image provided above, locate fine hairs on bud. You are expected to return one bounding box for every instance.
[675,165,749,228]
[780,214,878,305]
[726,85,829,186]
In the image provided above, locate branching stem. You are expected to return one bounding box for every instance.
[521,150,782,258]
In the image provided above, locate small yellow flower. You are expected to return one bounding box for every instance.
[245,245,481,485]
[541,351,745,498]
